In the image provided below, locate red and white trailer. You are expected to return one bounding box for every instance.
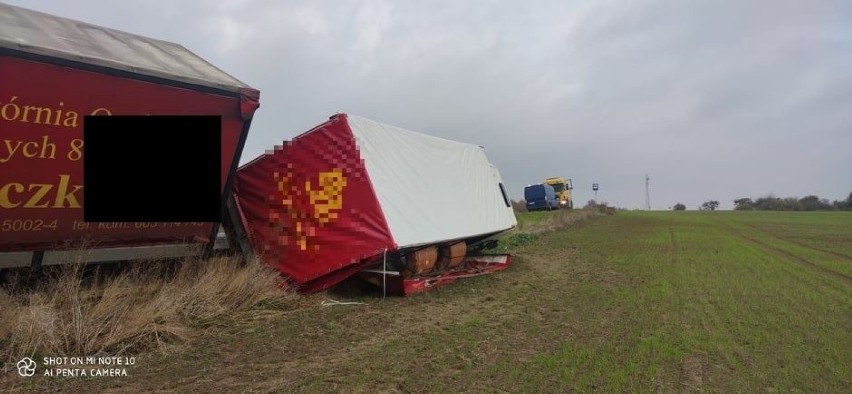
[232,114,517,294]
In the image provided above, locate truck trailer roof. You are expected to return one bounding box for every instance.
[0,2,254,95]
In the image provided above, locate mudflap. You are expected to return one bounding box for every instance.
[358,254,513,296]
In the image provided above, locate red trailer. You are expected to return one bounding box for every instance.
[0,3,260,269]
[232,114,517,295]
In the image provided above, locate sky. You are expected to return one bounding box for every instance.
[6,0,851,210]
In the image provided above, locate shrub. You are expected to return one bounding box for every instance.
[511,199,527,213]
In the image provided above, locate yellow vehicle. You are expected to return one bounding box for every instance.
[543,177,574,209]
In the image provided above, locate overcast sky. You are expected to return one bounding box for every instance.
[8,0,851,210]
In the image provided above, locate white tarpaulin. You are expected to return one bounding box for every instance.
[347,115,518,247]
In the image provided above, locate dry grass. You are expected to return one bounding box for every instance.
[0,253,293,365]
[515,208,605,235]
[492,208,610,251]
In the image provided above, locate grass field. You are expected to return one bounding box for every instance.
[5,210,851,392]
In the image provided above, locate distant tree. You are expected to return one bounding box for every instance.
[778,197,800,211]
[673,203,686,211]
[734,198,754,210]
[833,192,852,211]
[700,200,720,211]
[511,199,527,213]
[755,195,785,211]
[584,199,597,209]
[798,195,830,211]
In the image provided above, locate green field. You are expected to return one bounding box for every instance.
[11,211,852,392]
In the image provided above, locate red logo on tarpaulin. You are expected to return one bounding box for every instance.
[269,167,347,252]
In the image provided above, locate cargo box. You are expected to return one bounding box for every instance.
[232,113,517,293]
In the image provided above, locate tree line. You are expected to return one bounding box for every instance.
[734,192,852,211]
[670,192,852,211]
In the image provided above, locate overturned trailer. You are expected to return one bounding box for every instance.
[231,114,517,295]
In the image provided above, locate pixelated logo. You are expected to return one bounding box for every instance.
[271,168,347,251]
[17,357,37,377]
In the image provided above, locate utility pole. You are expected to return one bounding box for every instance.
[645,174,651,210]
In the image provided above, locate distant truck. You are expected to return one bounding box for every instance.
[0,3,260,269]
[543,177,574,209]
[524,184,560,211]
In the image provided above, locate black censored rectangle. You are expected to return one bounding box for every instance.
[83,115,222,222]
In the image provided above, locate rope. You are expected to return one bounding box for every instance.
[321,299,365,306]
[382,248,388,300]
